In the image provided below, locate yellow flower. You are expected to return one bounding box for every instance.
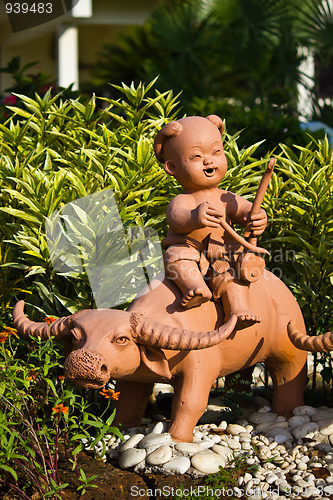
[99,388,120,400]
[52,403,69,415]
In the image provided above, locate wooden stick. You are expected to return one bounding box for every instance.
[243,158,276,241]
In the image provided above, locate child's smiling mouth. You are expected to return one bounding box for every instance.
[203,167,216,177]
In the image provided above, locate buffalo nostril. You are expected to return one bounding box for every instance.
[101,364,108,373]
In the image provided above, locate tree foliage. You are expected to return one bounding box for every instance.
[92,0,333,150]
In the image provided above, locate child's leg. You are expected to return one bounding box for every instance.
[166,259,212,309]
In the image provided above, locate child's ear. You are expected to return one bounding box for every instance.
[163,161,176,177]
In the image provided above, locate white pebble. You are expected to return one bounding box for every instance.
[175,442,207,454]
[119,448,146,469]
[138,432,172,449]
[202,436,215,447]
[318,419,333,436]
[227,423,247,435]
[292,422,318,440]
[258,446,271,460]
[212,444,234,461]
[312,410,333,422]
[191,452,225,473]
[288,415,310,428]
[244,472,253,483]
[324,485,333,495]
[209,434,222,444]
[120,433,144,451]
[279,482,292,495]
[163,456,190,474]
[265,473,278,484]
[293,405,318,417]
[266,427,293,442]
[233,486,243,497]
[146,445,173,465]
[226,438,241,450]
[152,421,167,434]
[258,405,272,413]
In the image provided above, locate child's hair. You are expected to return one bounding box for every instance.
[154,114,224,163]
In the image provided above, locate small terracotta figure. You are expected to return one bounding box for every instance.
[154,115,267,325]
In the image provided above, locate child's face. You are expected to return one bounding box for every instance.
[163,117,227,192]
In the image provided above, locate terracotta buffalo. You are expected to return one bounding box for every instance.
[14,269,307,442]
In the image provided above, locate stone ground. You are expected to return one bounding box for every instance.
[56,358,333,500]
[4,357,333,500]
[58,454,210,500]
[57,445,248,500]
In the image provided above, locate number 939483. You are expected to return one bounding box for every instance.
[5,2,53,15]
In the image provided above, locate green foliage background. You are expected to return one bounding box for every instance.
[0,81,180,318]
[0,78,332,497]
[0,80,332,333]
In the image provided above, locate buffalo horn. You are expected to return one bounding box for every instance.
[130,313,237,350]
[288,321,333,352]
[13,300,72,340]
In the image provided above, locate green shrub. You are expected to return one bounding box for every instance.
[0,325,123,498]
[262,137,333,392]
[0,80,180,318]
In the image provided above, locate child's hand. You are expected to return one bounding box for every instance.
[193,201,224,228]
[248,209,267,235]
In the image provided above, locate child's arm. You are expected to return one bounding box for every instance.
[223,192,267,236]
[166,195,224,234]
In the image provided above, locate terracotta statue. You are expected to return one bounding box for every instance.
[13,114,309,443]
[154,115,268,326]
[14,268,307,442]
[288,322,333,352]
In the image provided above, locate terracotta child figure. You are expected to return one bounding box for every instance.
[154,115,267,325]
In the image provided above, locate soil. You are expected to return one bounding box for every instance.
[57,450,238,500]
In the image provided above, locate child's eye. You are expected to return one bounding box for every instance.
[213,149,221,154]
[190,154,201,160]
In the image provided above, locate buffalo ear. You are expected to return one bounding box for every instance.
[138,345,172,380]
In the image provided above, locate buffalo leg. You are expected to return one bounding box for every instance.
[168,373,216,442]
[266,358,307,418]
[113,380,153,429]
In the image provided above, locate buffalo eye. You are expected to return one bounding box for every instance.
[114,336,129,345]
[70,328,82,343]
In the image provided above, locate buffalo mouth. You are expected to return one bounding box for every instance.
[69,377,106,389]
[64,348,110,387]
